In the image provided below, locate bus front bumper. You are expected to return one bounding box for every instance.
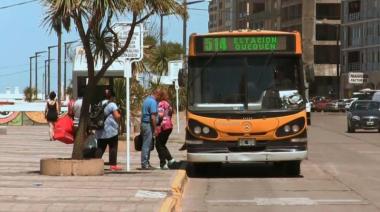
[187,150,307,163]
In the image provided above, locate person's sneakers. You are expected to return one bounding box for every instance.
[141,165,156,170]
[110,165,122,171]
[160,164,169,170]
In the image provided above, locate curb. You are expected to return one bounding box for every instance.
[160,169,188,212]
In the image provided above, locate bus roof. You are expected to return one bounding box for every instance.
[192,29,299,37]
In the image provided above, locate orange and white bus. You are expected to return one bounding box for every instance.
[184,30,313,176]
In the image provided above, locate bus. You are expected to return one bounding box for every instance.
[183,30,313,176]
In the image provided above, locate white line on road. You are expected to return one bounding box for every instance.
[135,190,167,199]
[207,198,364,206]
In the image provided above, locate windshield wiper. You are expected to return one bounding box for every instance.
[188,53,218,87]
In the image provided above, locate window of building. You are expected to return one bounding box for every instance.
[348,1,360,21]
[316,24,338,41]
[316,3,340,20]
[314,45,339,64]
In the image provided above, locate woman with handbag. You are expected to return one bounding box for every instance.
[155,89,176,170]
[45,91,59,141]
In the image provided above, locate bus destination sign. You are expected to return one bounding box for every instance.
[196,35,294,54]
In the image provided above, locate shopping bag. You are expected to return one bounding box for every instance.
[83,134,98,159]
[53,115,74,144]
[134,134,154,151]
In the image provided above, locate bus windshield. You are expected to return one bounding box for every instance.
[188,55,304,111]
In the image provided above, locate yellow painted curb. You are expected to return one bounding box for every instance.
[160,170,188,212]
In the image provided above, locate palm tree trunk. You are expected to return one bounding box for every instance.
[71,83,95,159]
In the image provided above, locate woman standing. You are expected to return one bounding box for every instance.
[156,89,176,169]
[45,91,59,141]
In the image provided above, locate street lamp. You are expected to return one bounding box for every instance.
[29,56,36,89]
[316,19,341,98]
[64,40,78,98]
[35,51,47,99]
[182,0,210,78]
[48,45,58,94]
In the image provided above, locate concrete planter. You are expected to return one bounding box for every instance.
[40,158,104,176]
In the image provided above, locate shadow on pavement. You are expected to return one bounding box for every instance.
[186,163,304,179]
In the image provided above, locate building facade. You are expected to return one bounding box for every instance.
[209,0,237,32]
[208,0,342,98]
[341,0,380,96]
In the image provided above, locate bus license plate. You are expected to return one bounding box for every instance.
[239,138,256,147]
[367,121,374,126]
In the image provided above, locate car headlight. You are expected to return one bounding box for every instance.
[202,126,210,134]
[193,126,202,134]
[352,116,360,121]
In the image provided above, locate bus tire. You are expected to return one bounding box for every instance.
[285,161,301,176]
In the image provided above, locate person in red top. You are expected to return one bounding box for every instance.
[155,89,176,169]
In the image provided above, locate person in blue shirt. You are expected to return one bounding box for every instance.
[140,88,162,170]
[95,89,121,171]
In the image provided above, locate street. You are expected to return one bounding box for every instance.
[182,112,380,211]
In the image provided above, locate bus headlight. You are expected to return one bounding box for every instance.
[292,124,300,132]
[284,125,291,133]
[188,119,218,138]
[202,126,210,134]
[276,117,305,137]
[193,126,202,135]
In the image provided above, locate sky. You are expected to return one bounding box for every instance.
[0,0,209,94]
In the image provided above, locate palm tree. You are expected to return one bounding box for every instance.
[42,0,185,159]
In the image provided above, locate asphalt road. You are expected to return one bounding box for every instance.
[182,112,380,212]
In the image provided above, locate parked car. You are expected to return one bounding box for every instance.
[313,98,330,112]
[347,100,380,133]
[326,100,340,112]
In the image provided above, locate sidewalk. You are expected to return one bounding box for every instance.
[0,124,186,212]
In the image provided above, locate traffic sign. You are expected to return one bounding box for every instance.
[113,23,143,59]
[348,72,364,84]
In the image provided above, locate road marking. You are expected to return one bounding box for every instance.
[358,151,380,154]
[135,190,167,199]
[207,198,364,206]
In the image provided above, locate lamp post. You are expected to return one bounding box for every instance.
[182,0,209,78]
[48,45,58,94]
[316,19,341,98]
[29,56,36,89]
[64,41,77,98]
[35,51,47,99]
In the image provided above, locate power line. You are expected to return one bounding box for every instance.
[0,0,38,10]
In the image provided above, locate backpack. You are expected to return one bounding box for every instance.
[88,101,111,130]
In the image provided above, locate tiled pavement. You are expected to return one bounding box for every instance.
[0,117,186,212]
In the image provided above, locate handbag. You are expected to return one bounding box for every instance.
[53,115,74,144]
[134,134,154,151]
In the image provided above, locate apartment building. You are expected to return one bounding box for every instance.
[209,0,236,32]
[341,0,380,96]
[208,0,342,98]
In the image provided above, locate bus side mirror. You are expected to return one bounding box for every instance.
[305,65,315,83]
[178,68,187,87]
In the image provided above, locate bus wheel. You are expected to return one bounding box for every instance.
[187,163,220,177]
[285,161,301,176]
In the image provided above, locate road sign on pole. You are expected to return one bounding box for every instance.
[116,23,144,172]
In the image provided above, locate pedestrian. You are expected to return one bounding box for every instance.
[140,88,161,170]
[72,93,83,135]
[155,89,176,169]
[67,95,76,119]
[45,91,59,141]
[95,89,122,171]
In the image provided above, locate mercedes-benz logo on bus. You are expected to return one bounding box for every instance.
[242,122,252,132]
